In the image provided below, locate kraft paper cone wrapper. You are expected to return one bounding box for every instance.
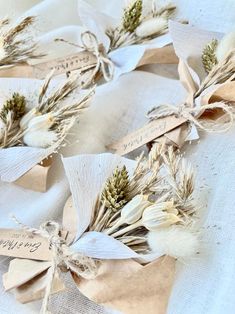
[14,156,53,192]
[72,256,175,314]
[3,258,65,304]
[138,45,178,67]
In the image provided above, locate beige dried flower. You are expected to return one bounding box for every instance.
[142,201,181,230]
[202,39,218,73]
[135,16,168,38]
[101,166,130,212]
[1,74,94,148]
[216,31,235,62]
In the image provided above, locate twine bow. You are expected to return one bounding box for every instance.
[56,31,115,82]
[80,31,115,82]
[147,101,234,134]
[11,217,99,314]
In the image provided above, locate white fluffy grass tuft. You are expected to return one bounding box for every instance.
[216,31,235,62]
[135,17,168,37]
[23,130,58,148]
[147,225,199,259]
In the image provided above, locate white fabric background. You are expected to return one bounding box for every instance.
[0,0,235,313]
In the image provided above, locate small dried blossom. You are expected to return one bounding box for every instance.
[202,39,218,73]
[0,73,94,149]
[106,1,176,51]
[0,93,26,123]
[101,166,130,212]
[122,0,143,33]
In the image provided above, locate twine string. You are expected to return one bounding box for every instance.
[11,216,99,314]
[147,101,234,134]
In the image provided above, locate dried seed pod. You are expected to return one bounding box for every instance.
[101,166,130,212]
[0,93,26,123]
[122,0,143,33]
[202,39,218,73]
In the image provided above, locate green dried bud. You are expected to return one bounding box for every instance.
[0,92,26,123]
[122,0,143,33]
[101,165,130,212]
[202,39,218,73]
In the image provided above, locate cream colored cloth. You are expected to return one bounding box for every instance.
[1,1,235,314]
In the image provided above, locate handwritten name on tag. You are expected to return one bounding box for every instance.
[109,116,187,156]
[0,229,52,261]
[32,51,97,79]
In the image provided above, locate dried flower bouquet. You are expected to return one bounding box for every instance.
[1,145,200,314]
[0,74,94,190]
[110,22,235,156]
[69,0,179,82]
[0,16,43,67]
[89,144,197,258]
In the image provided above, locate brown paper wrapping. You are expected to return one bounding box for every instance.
[14,157,53,192]
[73,256,175,314]
[138,45,178,67]
[1,194,176,313]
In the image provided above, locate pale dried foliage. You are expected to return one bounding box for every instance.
[106,0,176,51]
[0,73,94,149]
[88,143,197,254]
[197,49,235,97]
[0,16,45,66]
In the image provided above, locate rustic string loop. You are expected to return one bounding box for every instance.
[147,101,234,134]
[80,31,114,82]
[11,216,99,314]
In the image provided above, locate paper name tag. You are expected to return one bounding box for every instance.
[32,51,97,79]
[109,116,187,155]
[0,229,52,261]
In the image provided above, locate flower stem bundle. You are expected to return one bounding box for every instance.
[106,0,176,51]
[0,73,94,149]
[88,144,197,255]
[0,16,44,66]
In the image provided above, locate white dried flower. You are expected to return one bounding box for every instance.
[147,225,199,259]
[26,113,54,131]
[22,113,56,148]
[135,16,168,38]
[216,31,235,62]
[121,194,150,224]
[20,108,40,130]
[142,201,181,230]
[23,130,58,148]
[106,194,150,235]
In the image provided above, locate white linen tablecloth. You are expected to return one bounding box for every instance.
[1,0,235,313]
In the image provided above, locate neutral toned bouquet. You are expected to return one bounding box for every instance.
[1,145,200,314]
[0,1,179,83]
[57,0,179,83]
[0,73,94,191]
[110,21,235,156]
